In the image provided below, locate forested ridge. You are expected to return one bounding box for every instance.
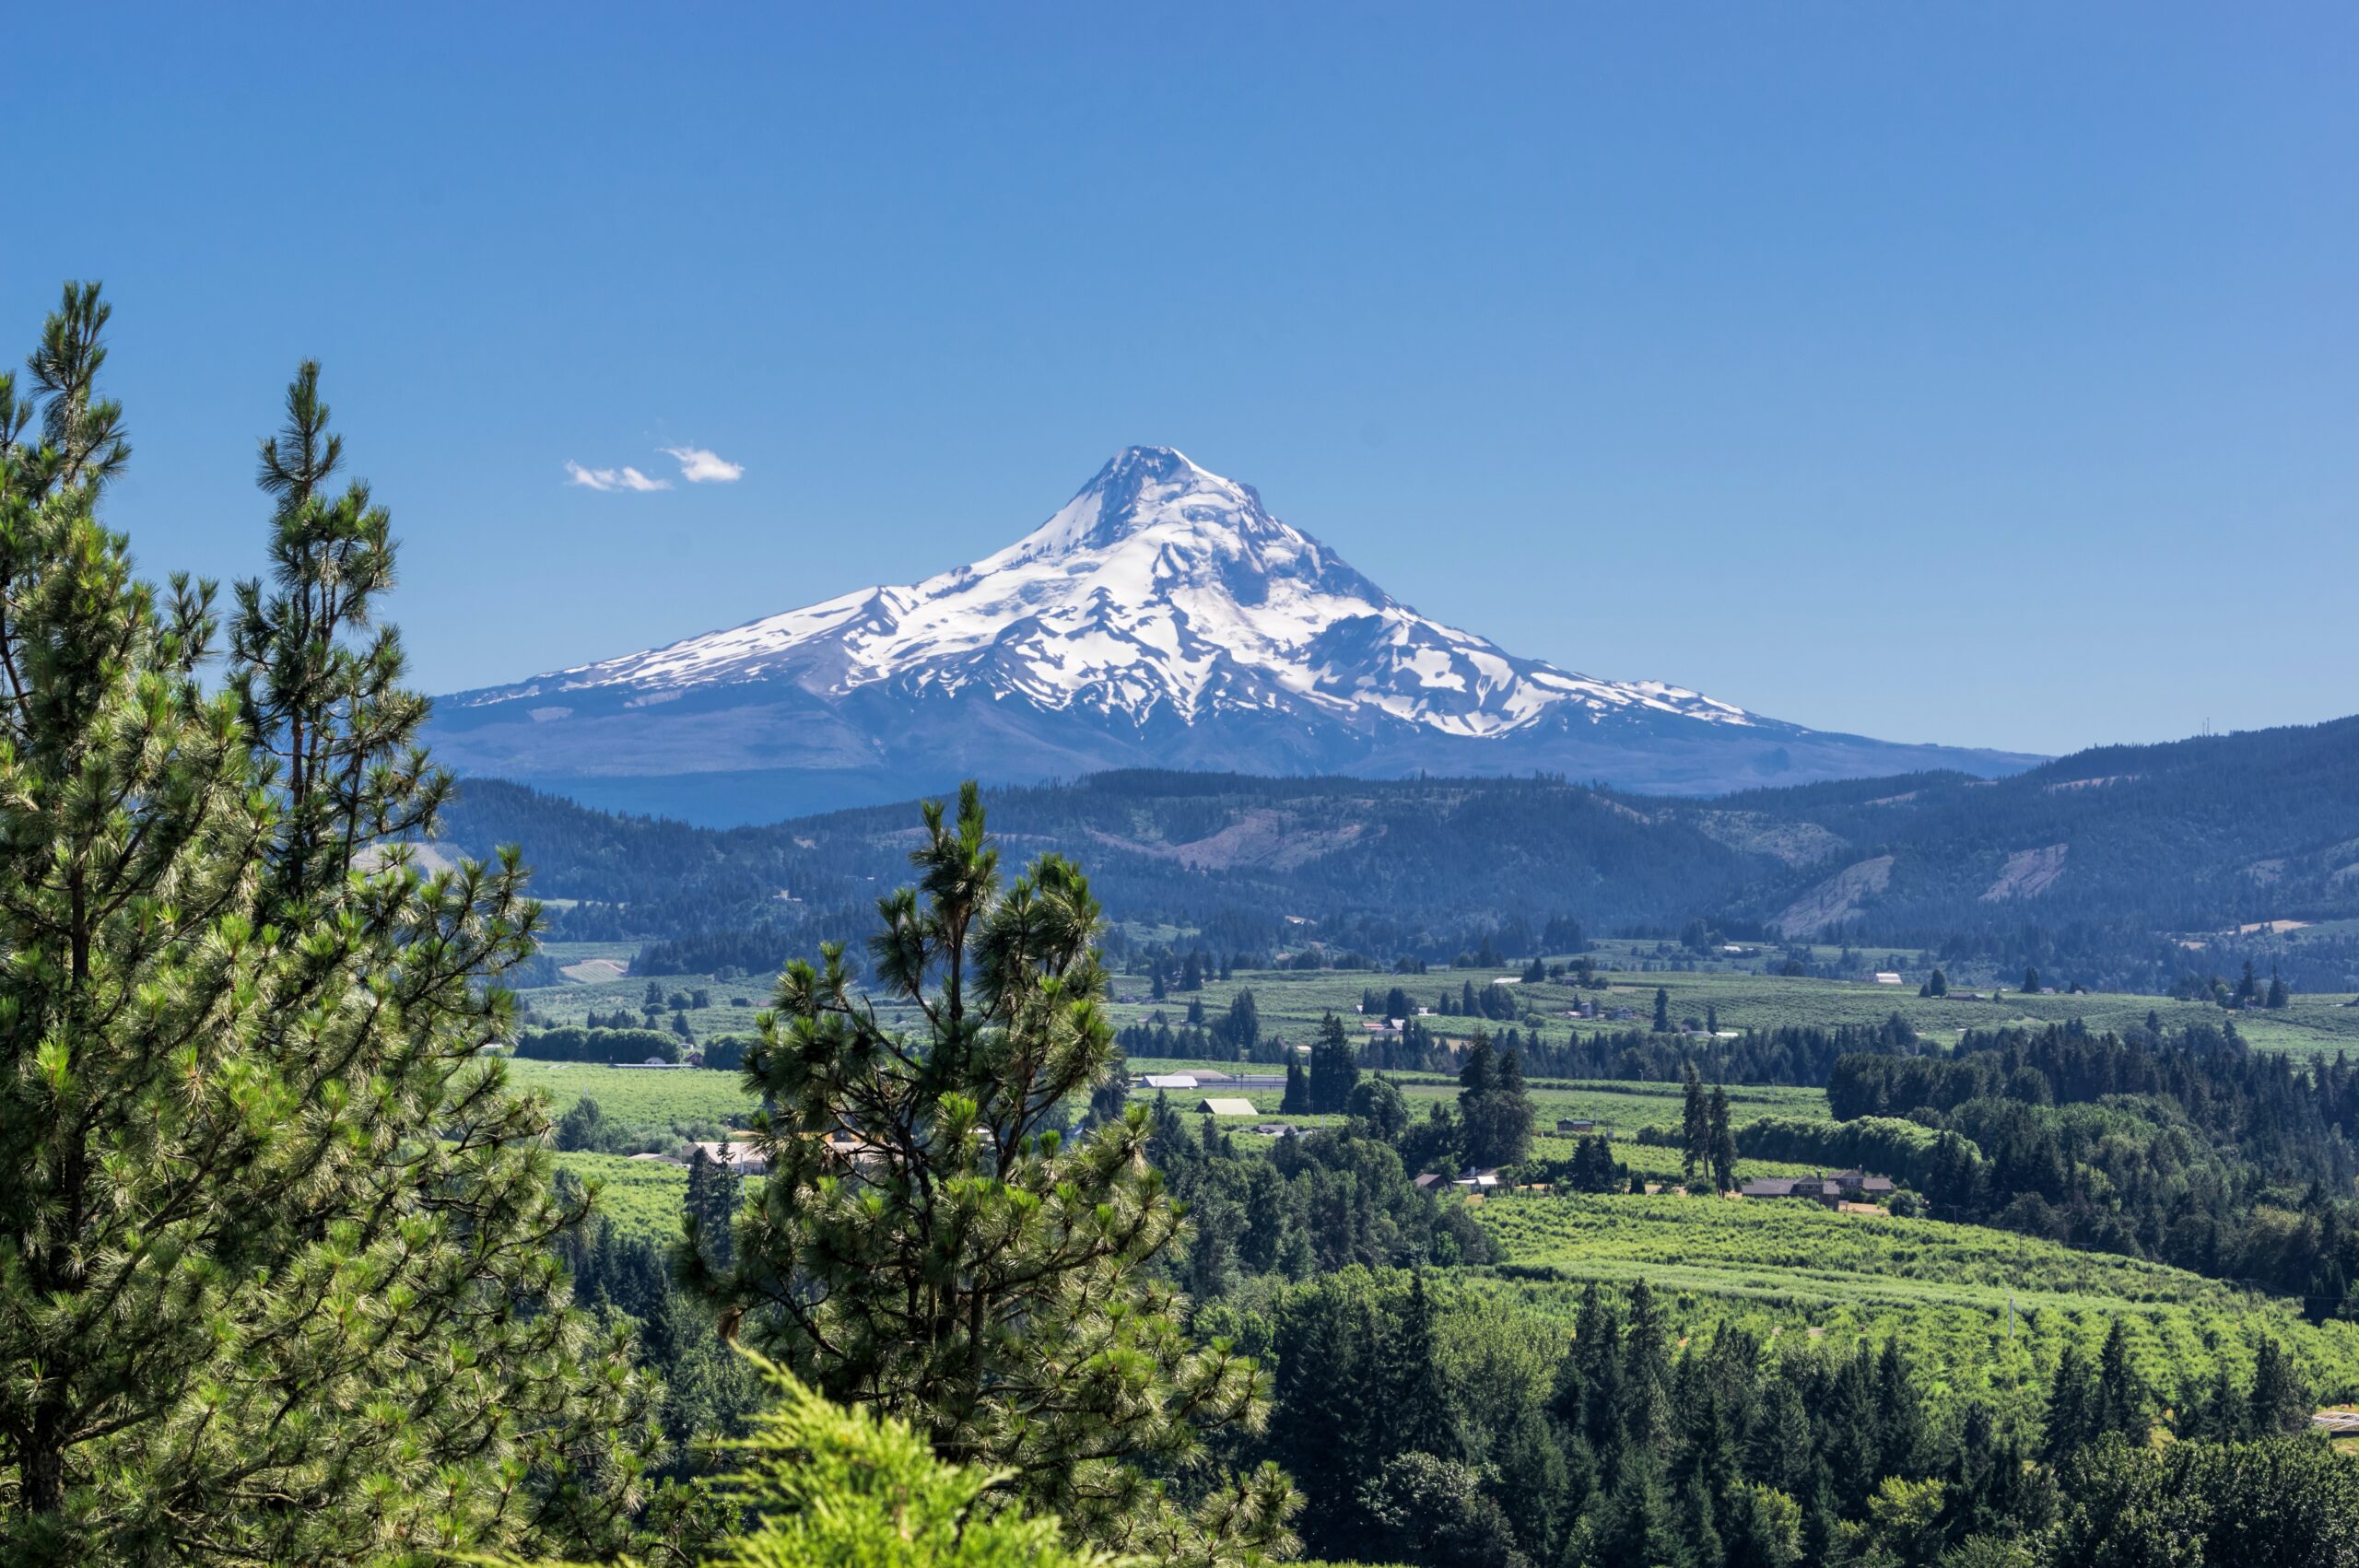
[438,718,2359,991]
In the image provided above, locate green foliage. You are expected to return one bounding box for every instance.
[702,785,1296,1562]
[506,1352,1121,1568]
[1733,1114,1946,1188]
[0,292,657,1561]
[1454,1035,1534,1170]
[2043,1436,2359,1568]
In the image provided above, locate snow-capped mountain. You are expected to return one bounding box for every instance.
[428,447,2039,825]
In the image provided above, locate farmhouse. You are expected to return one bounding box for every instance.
[1741,1168,1896,1204]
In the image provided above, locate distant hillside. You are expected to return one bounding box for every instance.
[432,716,2359,992]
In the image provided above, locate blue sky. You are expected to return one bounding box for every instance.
[5,3,2353,758]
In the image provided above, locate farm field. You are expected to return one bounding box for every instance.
[517,942,769,1047]
[1100,963,2359,1057]
[1470,1191,2359,1430]
[514,932,2359,1069]
[511,1060,755,1137]
[556,1150,691,1247]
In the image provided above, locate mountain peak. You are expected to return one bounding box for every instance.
[440,447,1811,773]
[993,444,1270,566]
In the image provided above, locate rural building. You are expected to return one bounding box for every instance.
[1556,1117,1601,1134]
[1740,1168,1896,1204]
[669,1141,769,1176]
[1197,1097,1259,1117]
[1143,1073,1199,1091]
[1873,972,1903,985]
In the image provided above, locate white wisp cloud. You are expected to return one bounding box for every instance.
[566,462,671,492]
[663,445,745,484]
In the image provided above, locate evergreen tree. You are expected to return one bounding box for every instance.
[2267,967,2291,1010]
[1681,1062,1711,1181]
[684,1144,741,1270]
[2041,1343,2094,1464]
[1654,987,1672,1034]
[1219,989,1261,1055]
[0,305,658,1562]
[2248,1337,2310,1434]
[2094,1317,2147,1442]
[1281,1057,1310,1115]
[1309,1012,1359,1117]
[1380,1273,1455,1462]
[1708,1082,1739,1194]
[700,785,1294,1558]
[519,1352,1112,1568]
[1456,1035,1533,1169]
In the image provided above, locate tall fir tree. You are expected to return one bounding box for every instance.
[1708,1082,1739,1194]
[697,784,1295,1562]
[0,292,661,1562]
[1308,1012,1358,1117]
[1680,1062,1711,1182]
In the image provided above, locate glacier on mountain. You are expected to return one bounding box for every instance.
[458,446,1753,741]
[430,446,2040,825]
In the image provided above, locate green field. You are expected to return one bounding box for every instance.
[556,1150,692,1247]
[1470,1191,2359,1428]
[519,942,769,1047]
[511,1059,756,1137]
[514,936,2359,1073]
[1097,962,2359,1057]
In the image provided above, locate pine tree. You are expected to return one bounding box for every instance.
[2267,967,2291,1010]
[1654,987,1672,1034]
[1309,1012,1359,1116]
[700,785,1294,1558]
[1281,1057,1310,1115]
[2249,1337,2310,1434]
[2042,1342,2094,1463]
[0,301,659,1561]
[2094,1317,2146,1442]
[1681,1062,1710,1181]
[1380,1273,1455,1461]
[1708,1082,1739,1194]
[685,1144,741,1269]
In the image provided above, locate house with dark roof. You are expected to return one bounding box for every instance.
[1740,1168,1895,1204]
